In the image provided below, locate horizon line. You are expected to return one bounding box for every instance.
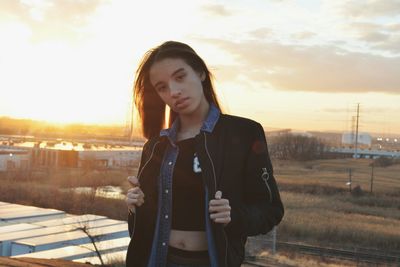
[1,115,399,137]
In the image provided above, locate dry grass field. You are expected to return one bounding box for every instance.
[273,158,400,251]
[275,158,400,194]
[0,157,399,265]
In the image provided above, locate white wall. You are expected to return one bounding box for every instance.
[342,132,372,146]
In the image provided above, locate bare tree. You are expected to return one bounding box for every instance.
[269,134,326,161]
[76,223,105,266]
[62,214,105,266]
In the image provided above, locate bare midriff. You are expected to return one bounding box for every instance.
[169,229,208,251]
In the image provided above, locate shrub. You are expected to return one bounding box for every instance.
[371,157,399,167]
[351,185,364,197]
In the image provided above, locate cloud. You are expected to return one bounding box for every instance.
[346,22,394,42]
[202,38,400,94]
[361,32,390,43]
[0,0,105,42]
[344,22,400,52]
[248,27,273,39]
[386,23,400,31]
[374,35,400,53]
[340,0,400,18]
[201,3,232,17]
[363,107,400,113]
[321,108,350,113]
[0,0,29,20]
[349,22,382,32]
[291,31,316,40]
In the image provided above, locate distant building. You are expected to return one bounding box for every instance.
[1,140,141,170]
[0,147,30,171]
[266,129,313,137]
[266,129,292,137]
[308,131,342,146]
[78,149,140,169]
[290,131,313,137]
[341,132,372,147]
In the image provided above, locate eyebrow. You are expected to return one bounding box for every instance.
[153,68,185,88]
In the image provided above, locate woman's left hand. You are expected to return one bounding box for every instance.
[209,191,231,226]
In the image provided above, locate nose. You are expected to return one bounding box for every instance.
[169,81,182,98]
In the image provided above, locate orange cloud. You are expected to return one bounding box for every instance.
[203,38,400,94]
[0,0,104,42]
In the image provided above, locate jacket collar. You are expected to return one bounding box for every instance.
[159,103,220,146]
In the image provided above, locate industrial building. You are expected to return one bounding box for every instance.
[341,132,372,147]
[0,139,141,171]
[0,147,30,172]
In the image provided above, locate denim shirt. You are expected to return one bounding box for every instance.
[146,104,220,267]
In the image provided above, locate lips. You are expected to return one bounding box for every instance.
[175,97,189,108]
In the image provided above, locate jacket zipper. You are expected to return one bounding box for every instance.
[261,167,273,203]
[204,132,228,267]
[132,141,160,239]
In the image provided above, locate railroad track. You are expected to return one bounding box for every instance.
[243,256,294,267]
[245,238,400,266]
[277,241,400,265]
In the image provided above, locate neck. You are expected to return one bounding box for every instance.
[178,100,210,135]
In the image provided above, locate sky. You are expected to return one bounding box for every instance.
[0,0,399,136]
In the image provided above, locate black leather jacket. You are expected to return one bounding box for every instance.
[126,113,284,267]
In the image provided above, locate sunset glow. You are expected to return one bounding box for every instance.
[1,0,399,135]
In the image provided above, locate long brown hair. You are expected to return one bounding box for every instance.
[134,41,221,139]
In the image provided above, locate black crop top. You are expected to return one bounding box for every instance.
[171,137,205,231]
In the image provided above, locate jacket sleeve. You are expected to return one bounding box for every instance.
[225,122,284,237]
[128,140,149,237]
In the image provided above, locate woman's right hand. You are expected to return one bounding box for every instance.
[126,176,145,214]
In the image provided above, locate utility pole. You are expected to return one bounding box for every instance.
[354,103,360,159]
[370,163,374,194]
[347,168,352,193]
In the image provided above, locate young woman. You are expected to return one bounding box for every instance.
[125,41,284,267]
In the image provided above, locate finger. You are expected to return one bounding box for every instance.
[135,188,145,196]
[126,192,145,201]
[209,205,231,213]
[126,198,140,205]
[127,188,136,194]
[136,199,144,207]
[210,211,231,219]
[127,192,141,199]
[209,198,229,206]
[127,191,141,200]
[126,197,144,206]
[127,176,140,187]
[129,187,144,194]
[215,190,222,200]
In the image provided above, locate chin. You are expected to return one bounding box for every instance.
[177,105,197,116]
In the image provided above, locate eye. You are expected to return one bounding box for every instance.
[176,73,186,81]
[156,85,167,92]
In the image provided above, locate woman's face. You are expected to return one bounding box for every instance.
[149,58,208,116]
